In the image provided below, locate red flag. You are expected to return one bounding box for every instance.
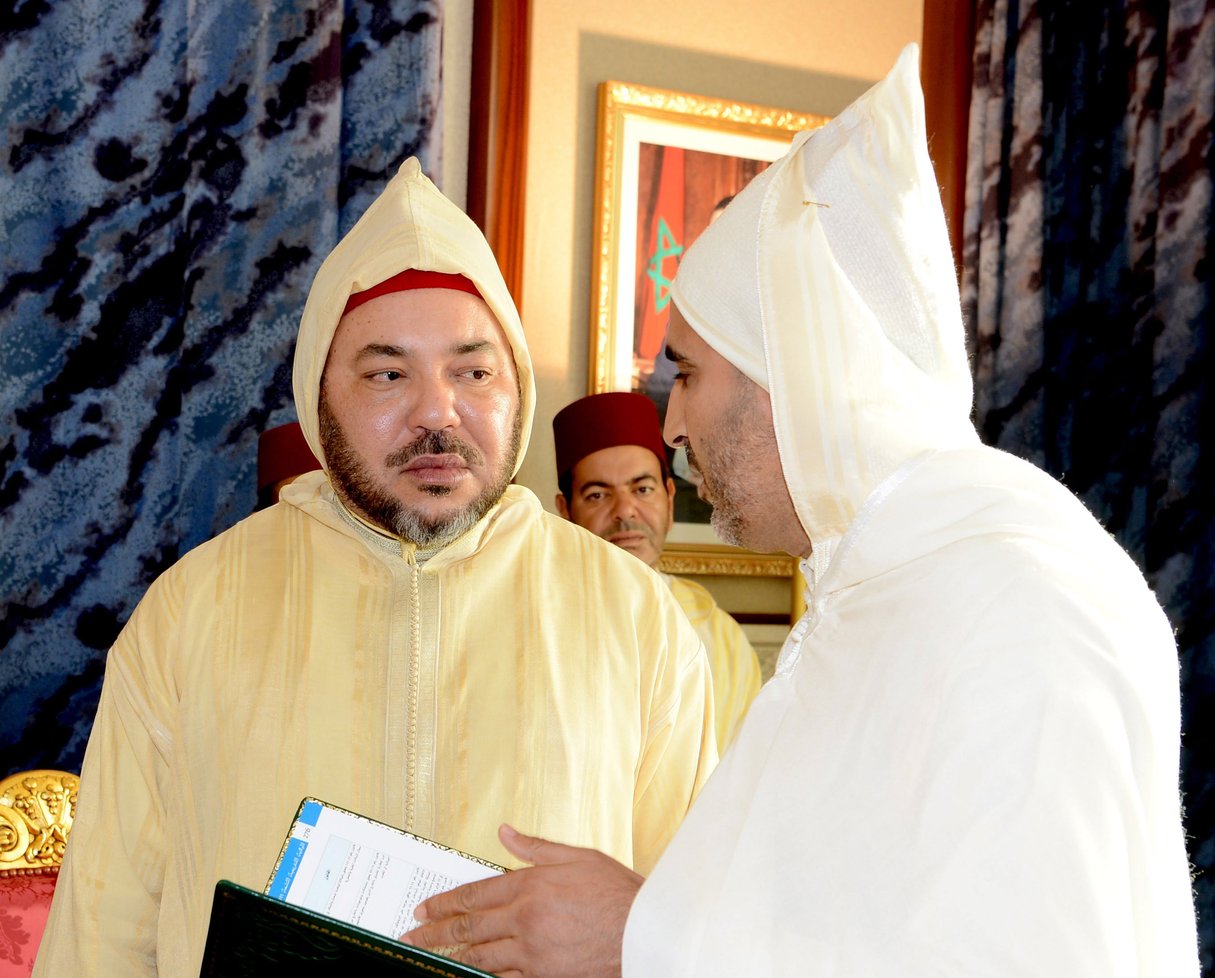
[635,146,685,363]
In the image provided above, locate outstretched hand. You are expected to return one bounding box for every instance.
[400,824,643,978]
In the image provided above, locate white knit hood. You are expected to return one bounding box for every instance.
[291,158,536,478]
[670,45,978,545]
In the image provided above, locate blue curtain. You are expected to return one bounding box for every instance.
[0,0,444,772]
[963,0,1214,967]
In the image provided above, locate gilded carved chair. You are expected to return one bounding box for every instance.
[0,770,78,978]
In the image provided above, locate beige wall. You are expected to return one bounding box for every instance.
[515,0,924,502]
[439,0,473,208]
[515,3,922,651]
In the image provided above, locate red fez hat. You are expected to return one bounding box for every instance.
[257,422,322,492]
[342,269,482,317]
[552,392,671,484]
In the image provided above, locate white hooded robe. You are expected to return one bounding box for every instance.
[623,45,1198,977]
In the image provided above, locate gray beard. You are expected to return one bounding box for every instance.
[318,393,521,549]
[684,381,767,550]
[692,442,747,548]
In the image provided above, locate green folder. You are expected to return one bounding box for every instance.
[200,880,495,977]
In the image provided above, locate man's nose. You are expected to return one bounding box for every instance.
[664,386,687,448]
[406,376,460,431]
[609,493,638,521]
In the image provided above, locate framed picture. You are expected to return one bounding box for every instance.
[588,81,827,578]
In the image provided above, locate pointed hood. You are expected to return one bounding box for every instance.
[670,44,977,546]
[292,158,536,477]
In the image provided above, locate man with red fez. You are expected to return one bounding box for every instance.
[405,46,1198,976]
[35,158,717,978]
[255,420,321,510]
[553,391,761,751]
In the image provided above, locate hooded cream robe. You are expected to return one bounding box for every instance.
[663,574,761,751]
[622,46,1197,976]
[35,160,718,978]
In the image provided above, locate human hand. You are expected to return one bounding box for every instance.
[401,823,643,978]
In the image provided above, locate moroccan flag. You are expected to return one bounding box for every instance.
[635,146,685,362]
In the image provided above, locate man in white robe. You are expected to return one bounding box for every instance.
[404,44,1199,977]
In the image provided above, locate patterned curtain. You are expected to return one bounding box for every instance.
[0,1,444,773]
[963,0,1214,966]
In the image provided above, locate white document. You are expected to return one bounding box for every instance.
[266,798,504,940]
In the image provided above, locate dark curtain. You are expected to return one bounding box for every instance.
[0,1,444,773]
[962,0,1214,967]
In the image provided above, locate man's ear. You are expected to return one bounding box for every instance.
[665,476,676,524]
[555,493,571,520]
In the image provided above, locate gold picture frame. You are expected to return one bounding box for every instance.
[588,81,827,578]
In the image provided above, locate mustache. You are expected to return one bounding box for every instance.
[386,430,484,468]
[684,444,702,475]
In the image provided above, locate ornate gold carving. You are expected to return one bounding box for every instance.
[0,769,78,875]
[589,80,829,396]
[656,544,796,578]
[600,82,828,132]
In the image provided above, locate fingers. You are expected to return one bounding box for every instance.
[404,908,483,948]
[409,934,525,977]
[403,842,640,978]
[498,823,552,864]
[403,912,529,976]
[497,824,600,867]
[410,871,517,928]
[401,912,484,952]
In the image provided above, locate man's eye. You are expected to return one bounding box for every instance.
[464,368,491,381]
[373,370,402,382]
[636,486,653,495]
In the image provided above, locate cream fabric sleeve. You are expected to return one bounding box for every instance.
[668,576,762,752]
[629,592,719,876]
[33,573,179,978]
[707,620,762,751]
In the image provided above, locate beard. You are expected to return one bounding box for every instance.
[318,392,522,549]
[684,380,776,550]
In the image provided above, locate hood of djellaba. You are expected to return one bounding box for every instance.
[669,44,978,550]
[291,157,536,479]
